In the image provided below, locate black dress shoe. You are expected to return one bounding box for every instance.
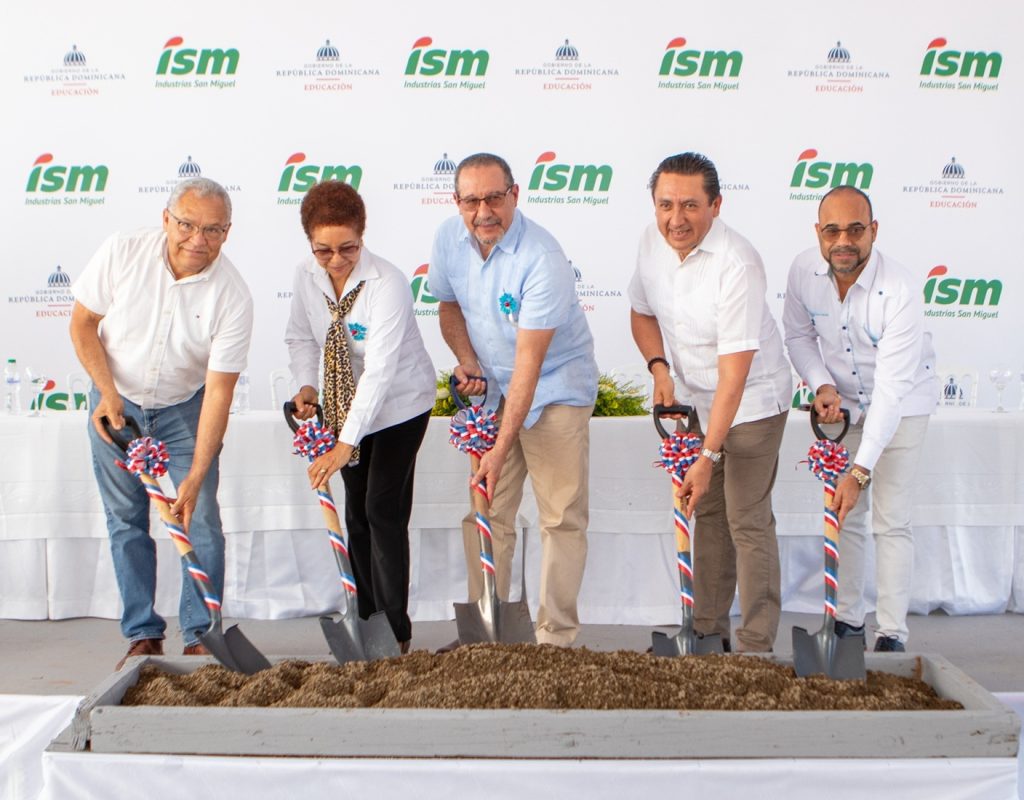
[874,635,906,652]
[834,620,865,639]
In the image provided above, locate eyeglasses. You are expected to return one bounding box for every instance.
[167,210,230,241]
[819,223,871,242]
[311,242,362,262]
[455,186,514,213]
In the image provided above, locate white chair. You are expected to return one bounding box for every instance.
[936,368,978,408]
[269,370,296,411]
[66,372,92,411]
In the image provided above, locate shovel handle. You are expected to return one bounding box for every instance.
[469,454,498,598]
[799,404,851,444]
[314,484,359,601]
[100,415,143,452]
[448,373,487,411]
[653,404,700,440]
[136,466,224,625]
[283,400,324,433]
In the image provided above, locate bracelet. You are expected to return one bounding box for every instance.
[647,356,670,373]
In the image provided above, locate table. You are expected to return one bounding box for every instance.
[0,409,1021,622]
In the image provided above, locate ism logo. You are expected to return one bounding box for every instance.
[404,37,488,76]
[26,153,108,192]
[920,38,1002,78]
[157,37,239,75]
[659,37,742,77]
[790,149,873,189]
[528,152,613,192]
[278,153,362,192]
[924,266,1001,306]
[410,264,437,304]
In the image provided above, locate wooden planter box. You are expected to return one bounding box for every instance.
[50,653,1020,759]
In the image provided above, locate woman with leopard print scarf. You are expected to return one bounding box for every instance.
[285,180,436,654]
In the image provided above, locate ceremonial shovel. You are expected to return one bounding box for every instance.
[284,402,400,664]
[791,407,866,680]
[102,416,271,674]
[448,376,536,645]
[650,405,724,657]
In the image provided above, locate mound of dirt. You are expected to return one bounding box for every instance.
[123,644,961,712]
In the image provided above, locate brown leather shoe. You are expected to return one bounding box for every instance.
[183,642,211,656]
[115,638,163,670]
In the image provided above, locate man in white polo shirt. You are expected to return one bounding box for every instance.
[70,177,253,669]
[629,152,791,653]
[783,185,936,652]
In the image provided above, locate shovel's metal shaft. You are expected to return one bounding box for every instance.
[791,479,866,680]
[651,473,723,656]
[469,455,500,636]
[315,486,359,610]
[671,474,696,631]
[314,483,400,663]
[138,473,270,675]
[822,482,840,619]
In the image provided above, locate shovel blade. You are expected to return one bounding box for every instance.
[497,600,537,644]
[792,622,866,680]
[200,625,271,675]
[453,599,497,644]
[320,612,367,665]
[454,597,536,645]
[357,612,401,660]
[651,628,724,657]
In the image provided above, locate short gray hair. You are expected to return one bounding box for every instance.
[454,153,515,196]
[167,177,232,220]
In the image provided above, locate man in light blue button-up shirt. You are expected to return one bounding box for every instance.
[430,153,598,646]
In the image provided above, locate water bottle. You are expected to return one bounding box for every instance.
[234,370,251,414]
[4,358,22,415]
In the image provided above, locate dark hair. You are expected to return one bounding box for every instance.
[818,185,874,221]
[454,153,515,196]
[648,152,720,203]
[300,180,366,237]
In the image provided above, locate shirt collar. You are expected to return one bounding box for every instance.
[666,216,725,264]
[307,249,380,296]
[814,247,880,291]
[161,233,218,283]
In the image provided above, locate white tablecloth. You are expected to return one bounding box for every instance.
[0,409,1021,622]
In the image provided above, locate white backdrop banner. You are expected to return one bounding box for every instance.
[3,1,1021,411]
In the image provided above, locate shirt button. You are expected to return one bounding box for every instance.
[846,348,851,352]
[852,371,857,375]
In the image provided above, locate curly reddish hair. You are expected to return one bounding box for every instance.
[300,180,366,237]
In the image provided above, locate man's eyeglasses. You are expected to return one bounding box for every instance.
[167,210,230,241]
[455,186,514,213]
[819,223,871,242]
[311,242,362,262]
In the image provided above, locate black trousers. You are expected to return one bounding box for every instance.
[340,409,430,642]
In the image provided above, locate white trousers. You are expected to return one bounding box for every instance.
[836,414,930,644]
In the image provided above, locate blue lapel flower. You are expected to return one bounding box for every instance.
[348,322,367,341]
[498,293,519,316]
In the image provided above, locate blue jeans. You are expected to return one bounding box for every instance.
[88,387,224,646]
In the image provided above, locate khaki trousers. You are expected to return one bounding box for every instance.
[834,415,929,645]
[692,410,788,652]
[462,403,592,646]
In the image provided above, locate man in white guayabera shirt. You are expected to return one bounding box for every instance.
[69,177,253,670]
[783,185,936,652]
[629,152,791,653]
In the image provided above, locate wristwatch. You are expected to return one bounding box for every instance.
[700,447,722,464]
[849,467,871,489]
